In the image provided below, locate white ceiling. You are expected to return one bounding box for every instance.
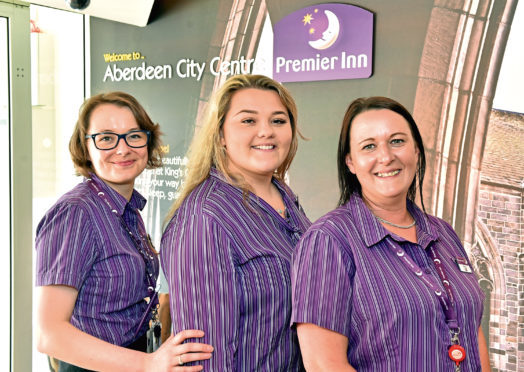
[22,0,155,27]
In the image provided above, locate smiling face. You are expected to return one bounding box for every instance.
[220,88,292,184]
[86,103,148,198]
[345,109,419,207]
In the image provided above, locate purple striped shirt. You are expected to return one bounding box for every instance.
[292,193,484,371]
[160,168,311,371]
[35,173,159,346]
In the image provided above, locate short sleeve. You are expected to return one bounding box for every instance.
[35,203,97,289]
[161,212,238,370]
[291,226,354,337]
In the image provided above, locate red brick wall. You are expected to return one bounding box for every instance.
[477,110,524,371]
[478,183,523,371]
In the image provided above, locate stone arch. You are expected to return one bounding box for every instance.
[412,0,518,250]
[472,219,506,346]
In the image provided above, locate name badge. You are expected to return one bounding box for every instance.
[455,257,473,273]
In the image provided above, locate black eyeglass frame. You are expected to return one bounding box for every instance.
[85,130,151,150]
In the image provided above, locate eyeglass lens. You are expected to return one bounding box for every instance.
[95,131,148,150]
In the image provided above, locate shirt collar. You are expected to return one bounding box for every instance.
[209,167,228,183]
[407,200,439,249]
[347,193,439,249]
[208,167,301,228]
[209,167,295,201]
[87,173,146,216]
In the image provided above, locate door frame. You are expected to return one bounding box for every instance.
[0,1,32,371]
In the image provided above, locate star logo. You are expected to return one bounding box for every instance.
[302,13,314,25]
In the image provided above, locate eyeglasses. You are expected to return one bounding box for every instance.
[85,130,150,150]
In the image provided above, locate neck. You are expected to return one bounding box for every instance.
[362,193,412,225]
[104,180,134,201]
[244,173,286,217]
[226,165,274,199]
[245,174,274,199]
[227,168,287,217]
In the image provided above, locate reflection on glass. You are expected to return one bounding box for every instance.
[30,5,85,371]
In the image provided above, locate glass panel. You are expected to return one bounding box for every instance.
[493,1,524,113]
[0,15,10,370]
[30,5,85,371]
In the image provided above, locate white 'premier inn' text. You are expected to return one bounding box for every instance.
[275,52,368,73]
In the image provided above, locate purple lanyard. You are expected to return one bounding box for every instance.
[389,241,459,331]
[86,178,158,338]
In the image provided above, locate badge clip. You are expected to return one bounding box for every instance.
[455,257,472,273]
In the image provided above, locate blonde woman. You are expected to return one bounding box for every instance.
[161,74,311,371]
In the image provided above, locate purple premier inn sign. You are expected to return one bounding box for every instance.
[273,3,373,83]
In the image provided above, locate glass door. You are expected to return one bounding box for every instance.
[0,1,32,371]
[29,5,86,370]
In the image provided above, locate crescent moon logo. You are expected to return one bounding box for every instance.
[435,290,442,296]
[111,209,118,214]
[434,258,441,264]
[396,251,405,257]
[308,10,340,50]
[97,192,105,196]
[443,280,450,286]
[415,270,423,276]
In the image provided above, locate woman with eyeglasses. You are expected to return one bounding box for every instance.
[35,92,213,372]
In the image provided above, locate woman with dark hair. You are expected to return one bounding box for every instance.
[35,91,212,371]
[161,74,310,371]
[292,97,490,371]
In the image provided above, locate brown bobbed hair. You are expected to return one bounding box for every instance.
[166,74,303,220]
[69,91,163,178]
[337,96,426,211]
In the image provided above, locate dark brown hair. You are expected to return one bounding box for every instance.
[337,96,426,210]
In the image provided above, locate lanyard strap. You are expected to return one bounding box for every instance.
[427,245,458,329]
[86,178,157,292]
[389,241,459,330]
[86,178,158,338]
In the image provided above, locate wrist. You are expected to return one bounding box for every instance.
[140,352,152,372]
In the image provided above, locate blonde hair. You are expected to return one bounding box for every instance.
[165,74,301,221]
